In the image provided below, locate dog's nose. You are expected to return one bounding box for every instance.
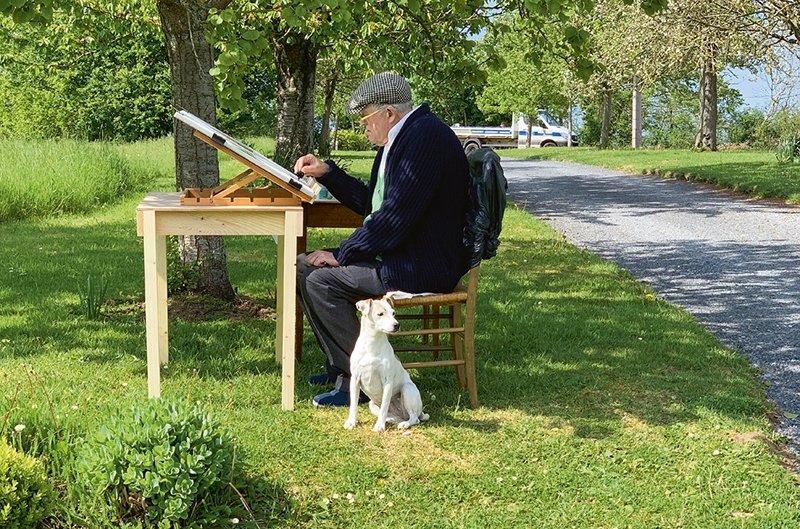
[393,322,400,332]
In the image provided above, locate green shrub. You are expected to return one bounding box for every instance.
[335,129,373,151]
[0,9,171,141]
[776,131,800,164]
[726,107,765,145]
[76,398,239,527]
[0,437,56,529]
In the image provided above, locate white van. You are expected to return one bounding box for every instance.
[451,110,578,153]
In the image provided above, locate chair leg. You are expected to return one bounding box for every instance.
[431,304,440,360]
[452,303,466,388]
[463,315,478,407]
[422,304,430,345]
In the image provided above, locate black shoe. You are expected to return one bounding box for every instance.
[312,389,369,407]
[308,372,336,386]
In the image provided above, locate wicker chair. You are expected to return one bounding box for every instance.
[391,266,481,407]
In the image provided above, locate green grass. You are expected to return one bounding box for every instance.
[504,147,800,204]
[0,139,161,223]
[2,141,800,527]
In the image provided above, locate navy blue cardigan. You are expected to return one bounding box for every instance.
[319,104,469,293]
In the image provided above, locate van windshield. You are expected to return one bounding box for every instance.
[538,112,560,127]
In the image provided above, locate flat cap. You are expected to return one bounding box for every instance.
[346,72,412,115]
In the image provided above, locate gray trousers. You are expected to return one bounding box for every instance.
[296,253,387,391]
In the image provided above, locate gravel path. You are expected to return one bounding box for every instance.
[502,157,800,454]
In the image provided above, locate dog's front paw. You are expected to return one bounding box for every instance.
[343,418,357,430]
[372,422,386,433]
[397,421,411,430]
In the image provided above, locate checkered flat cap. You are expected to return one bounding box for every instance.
[346,72,412,114]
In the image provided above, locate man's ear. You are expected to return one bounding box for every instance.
[356,299,372,315]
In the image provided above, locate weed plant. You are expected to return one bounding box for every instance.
[0,437,55,528]
[776,131,800,164]
[77,274,109,320]
[76,398,241,527]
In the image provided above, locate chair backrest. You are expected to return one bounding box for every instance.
[464,148,508,269]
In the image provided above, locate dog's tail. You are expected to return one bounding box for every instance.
[420,412,430,422]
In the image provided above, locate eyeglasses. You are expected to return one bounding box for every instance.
[359,106,387,126]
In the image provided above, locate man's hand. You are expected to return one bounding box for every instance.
[294,154,331,178]
[305,250,340,267]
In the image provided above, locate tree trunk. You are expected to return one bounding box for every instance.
[567,101,573,147]
[600,89,611,148]
[332,112,339,151]
[694,43,718,151]
[157,0,235,301]
[631,76,642,149]
[318,73,338,158]
[525,118,532,148]
[273,31,319,168]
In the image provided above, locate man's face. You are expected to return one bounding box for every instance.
[359,105,394,147]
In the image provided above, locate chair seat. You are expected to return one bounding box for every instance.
[392,285,468,307]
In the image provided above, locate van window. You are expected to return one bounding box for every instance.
[538,112,560,127]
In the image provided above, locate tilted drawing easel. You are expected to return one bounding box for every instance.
[175,110,319,206]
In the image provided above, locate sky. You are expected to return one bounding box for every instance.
[724,57,800,112]
[724,68,774,110]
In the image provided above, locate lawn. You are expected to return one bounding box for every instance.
[2,140,800,527]
[504,147,800,204]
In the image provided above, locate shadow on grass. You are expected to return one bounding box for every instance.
[0,216,287,385]
[431,230,772,440]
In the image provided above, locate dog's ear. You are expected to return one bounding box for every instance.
[355,299,372,315]
[383,295,395,308]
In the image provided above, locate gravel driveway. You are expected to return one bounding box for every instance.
[502,157,800,454]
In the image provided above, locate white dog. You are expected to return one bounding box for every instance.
[344,295,429,432]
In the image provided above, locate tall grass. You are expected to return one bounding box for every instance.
[0,139,160,222]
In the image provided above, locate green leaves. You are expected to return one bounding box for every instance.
[76,398,239,526]
[0,438,56,528]
[639,0,669,16]
[1,0,58,24]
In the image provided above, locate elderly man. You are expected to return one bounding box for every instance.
[294,72,469,407]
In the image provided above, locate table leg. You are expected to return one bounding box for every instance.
[276,211,300,410]
[295,226,308,360]
[142,210,168,398]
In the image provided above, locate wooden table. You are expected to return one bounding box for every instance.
[136,192,303,410]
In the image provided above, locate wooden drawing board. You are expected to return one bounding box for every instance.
[174,110,320,206]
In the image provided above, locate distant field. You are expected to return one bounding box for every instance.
[503,147,800,204]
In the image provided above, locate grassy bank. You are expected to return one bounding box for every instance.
[504,147,800,204]
[2,141,800,527]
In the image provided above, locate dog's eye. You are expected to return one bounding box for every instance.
[377,312,384,316]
